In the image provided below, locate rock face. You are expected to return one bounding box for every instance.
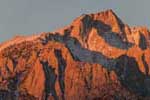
[0,9,150,100]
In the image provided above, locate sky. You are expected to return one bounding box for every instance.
[0,0,150,42]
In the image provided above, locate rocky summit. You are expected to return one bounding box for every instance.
[0,9,150,100]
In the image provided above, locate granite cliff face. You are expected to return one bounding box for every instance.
[0,9,150,100]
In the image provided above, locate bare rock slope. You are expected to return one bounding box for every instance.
[0,9,150,100]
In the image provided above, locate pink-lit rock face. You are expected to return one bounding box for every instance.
[0,9,150,100]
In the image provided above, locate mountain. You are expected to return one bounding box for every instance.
[0,9,150,100]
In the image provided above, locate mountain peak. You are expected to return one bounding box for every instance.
[95,9,116,17]
[70,9,124,37]
[91,9,124,33]
[0,9,150,99]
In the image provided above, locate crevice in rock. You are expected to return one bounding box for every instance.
[139,33,147,50]
[142,54,149,76]
[92,20,112,32]
[84,65,93,92]
[81,15,93,46]
[81,15,93,37]
[5,65,11,75]
[54,49,66,100]
[12,59,18,69]
[97,31,133,50]
[40,60,58,100]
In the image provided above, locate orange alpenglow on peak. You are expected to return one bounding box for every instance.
[0,9,150,99]
[71,9,124,33]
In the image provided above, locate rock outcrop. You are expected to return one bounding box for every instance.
[0,9,150,100]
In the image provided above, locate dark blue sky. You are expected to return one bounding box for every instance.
[0,0,149,42]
